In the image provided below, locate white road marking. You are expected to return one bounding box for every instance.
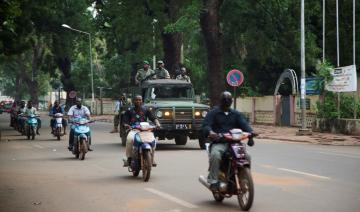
[277,168,331,180]
[32,144,44,149]
[318,151,360,159]
[145,188,198,209]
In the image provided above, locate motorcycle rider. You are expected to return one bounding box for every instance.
[17,101,27,134]
[202,91,255,191]
[49,100,67,135]
[123,95,160,166]
[67,98,91,151]
[24,100,41,135]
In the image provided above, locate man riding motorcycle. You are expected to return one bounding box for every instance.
[122,95,160,166]
[17,101,27,133]
[24,101,41,135]
[202,91,255,191]
[49,100,67,135]
[67,98,91,151]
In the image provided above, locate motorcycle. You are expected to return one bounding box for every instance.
[51,113,64,140]
[20,114,40,140]
[199,129,256,211]
[70,118,94,160]
[123,122,157,182]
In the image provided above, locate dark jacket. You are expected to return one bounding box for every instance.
[123,106,156,126]
[202,106,253,138]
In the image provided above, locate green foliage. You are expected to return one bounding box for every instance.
[316,92,360,119]
[312,60,334,93]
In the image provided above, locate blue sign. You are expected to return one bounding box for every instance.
[305,77,321,95]
[226,69,244,87]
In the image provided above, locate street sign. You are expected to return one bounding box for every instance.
[69,90,77,99]
[226,69,244,87]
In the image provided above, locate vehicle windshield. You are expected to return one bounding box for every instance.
[148,85,194,100]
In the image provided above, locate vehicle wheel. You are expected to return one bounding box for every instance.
[237,167,254,211]
[56,127,61,140]
[74,141,79,159]
[175,135,187,145]
[79,139,88,160]
[31,127,35,140]
[132,160,140,177]
[26,127,30,140]
[212,192,224,202]
[198,135,208,150]
[142,150,152,182]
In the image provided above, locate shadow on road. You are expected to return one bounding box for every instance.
[197,200,240,211]
[155,143,201,151]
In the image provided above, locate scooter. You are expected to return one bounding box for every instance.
[21,114,40,140]
[51,113,64,140]
[70,118,93,160]
[199,129,256,211]
[124,122,157,182]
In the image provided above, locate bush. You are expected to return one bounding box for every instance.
[316,92,360,119]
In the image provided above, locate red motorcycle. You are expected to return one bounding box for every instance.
[199,129,256,211]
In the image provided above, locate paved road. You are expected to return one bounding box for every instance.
[0,114,360,212]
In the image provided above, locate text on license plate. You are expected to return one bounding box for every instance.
[175,124,191,129]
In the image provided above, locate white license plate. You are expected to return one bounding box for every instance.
[175,124,191,129]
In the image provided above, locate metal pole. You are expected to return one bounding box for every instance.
[89,34,94,103]
[300,0,307,130]
[100,87,103,115]
[353,0,357,119]
[322,0,325,62]
[152,19,157,70]
[233,86,237,110]
[336,0,340,119]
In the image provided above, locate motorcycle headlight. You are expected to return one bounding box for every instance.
[201,111,208,118]
[156,110,163,118]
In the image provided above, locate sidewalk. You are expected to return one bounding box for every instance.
[92,115,360,146]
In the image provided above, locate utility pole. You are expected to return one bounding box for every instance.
[97,87,112,115]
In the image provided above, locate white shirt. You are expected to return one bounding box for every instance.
[114,100,121,113]
[67,105,90,118]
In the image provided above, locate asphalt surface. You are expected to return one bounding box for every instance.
[0,113,360,212]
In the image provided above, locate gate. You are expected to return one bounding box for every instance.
[281,96,290,126]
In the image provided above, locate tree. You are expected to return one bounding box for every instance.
[200,0,225,106]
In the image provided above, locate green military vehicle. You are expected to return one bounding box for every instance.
[120,79,210,149]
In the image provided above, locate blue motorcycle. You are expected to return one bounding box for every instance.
[71,118,93,160]
[20,114,39,140]
[124,122,157,182]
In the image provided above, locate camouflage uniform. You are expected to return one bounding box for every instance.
[154,68,170,79]
[176,74,191,83]
[135,68,155,84]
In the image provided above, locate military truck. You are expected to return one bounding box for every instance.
[120,79,210,149]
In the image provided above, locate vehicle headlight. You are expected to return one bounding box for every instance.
[164,111,171,117]
[201,111,208,118]
[156,110,163,118]
[195,111,201,116]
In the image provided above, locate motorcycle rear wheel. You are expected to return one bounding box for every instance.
[237,167,254,211]
[142,150,152,182]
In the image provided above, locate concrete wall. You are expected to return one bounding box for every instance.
[313,118,360,135]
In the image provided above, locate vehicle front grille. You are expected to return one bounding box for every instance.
[175,109,193,120]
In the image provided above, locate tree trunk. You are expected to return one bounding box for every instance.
[162,33,182,77]
[162,0,182,76]
[57,57,76,109]
[200,0,225,106]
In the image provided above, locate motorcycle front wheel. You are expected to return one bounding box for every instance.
[56,127,61,140]
[79,138,88,160]
[237,167,254,211]
[142,150,152,182]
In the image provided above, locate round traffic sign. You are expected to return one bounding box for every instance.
[226,69,244,87]
[69,90,77,99]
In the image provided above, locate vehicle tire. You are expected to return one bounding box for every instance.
[56,127,61,140]
[79,139,88,160]
[26,126,30,140]
[142,150,152,182]
[175,135,187,145]
[31,127,36,140]
[237,167,254,211]
[121,134,126,146]
[132,160,140,177]
[74,141,79,159]
[212,192,224,202]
